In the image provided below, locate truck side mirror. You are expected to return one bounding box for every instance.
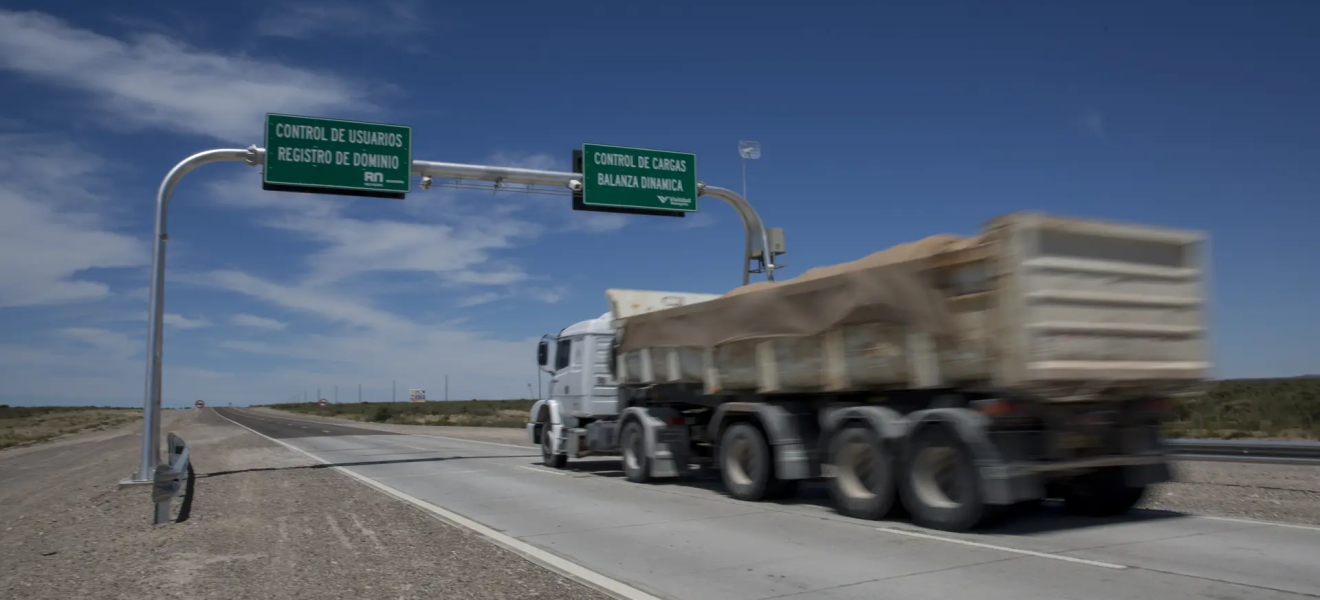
[536,340,548,366]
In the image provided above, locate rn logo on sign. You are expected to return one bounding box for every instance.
[365,172,384,184]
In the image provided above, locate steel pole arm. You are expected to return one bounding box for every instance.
[410,161,775,285]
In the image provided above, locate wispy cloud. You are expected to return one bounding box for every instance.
[57,327,137,358]
[230,314,288,331]
[191,269,412,333]
[254,0,431,51]
[164,313,210,329]
[456,292,508,308]
[0,9,373,143]
[208,173,539,288]
[526,286,567,304]
[1079,107,1105,139]
[0,134,144,308]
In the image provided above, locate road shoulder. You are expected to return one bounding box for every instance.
[0,408,611,600]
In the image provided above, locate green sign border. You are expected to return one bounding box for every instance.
[262,113,414,195]
[580,142,698,213]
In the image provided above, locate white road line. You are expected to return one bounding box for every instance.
[1196,515,1320,533]
[213,409,665,600]
[875,528,1128,570]
[375,470,482,481]
[321,430,331,433]
[518,465,568,476]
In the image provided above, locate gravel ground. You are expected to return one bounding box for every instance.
[1140,460,1320,526]
[0,409,611,600]
[249,407,1320,527]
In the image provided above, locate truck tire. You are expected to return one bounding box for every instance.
[719,422,776,501]
[541,422,566,469]
[620,420,651,483]
[828,425,897,520]
[1063,467,1146,517]
[898,424,995,531]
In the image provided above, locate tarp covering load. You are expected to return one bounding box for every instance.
[616,233,982,353]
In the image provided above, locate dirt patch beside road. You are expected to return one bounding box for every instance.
[0,409,609,600]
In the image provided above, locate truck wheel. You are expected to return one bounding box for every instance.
[621,420,651,483]
[828,425,897,520]
[541,422,566,469]
[1064,468,1146,517]
[719,423,775,501]
[899,425,992,531]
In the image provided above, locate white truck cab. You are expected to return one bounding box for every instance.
[527,312,617,467]
[528,290,722,467]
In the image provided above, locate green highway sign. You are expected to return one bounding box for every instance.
[581,143,697,213]
[263,114,412,198]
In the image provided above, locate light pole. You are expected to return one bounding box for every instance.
[738,140,761,204]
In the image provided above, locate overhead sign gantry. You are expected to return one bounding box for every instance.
[124,113,785,485]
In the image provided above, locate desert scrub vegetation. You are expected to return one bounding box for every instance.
[1166,377,1320,440]
[267,399,535,428]
[0,405,141,449]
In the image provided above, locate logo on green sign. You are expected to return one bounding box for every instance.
[581,143,697,213]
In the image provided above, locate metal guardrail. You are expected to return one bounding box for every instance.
[1166,438,1320,465]
[151,432,195,525]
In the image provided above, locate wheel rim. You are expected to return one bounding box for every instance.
[623,427,642,472]
[835,440,879,500]
[911,446,965,509]
[725,435,756,486]
[541,424,553,457]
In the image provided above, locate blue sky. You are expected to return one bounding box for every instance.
[0,1,1316,407]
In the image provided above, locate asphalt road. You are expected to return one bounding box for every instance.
[215,407,1320,600]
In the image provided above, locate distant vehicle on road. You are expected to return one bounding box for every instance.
[528,212,1207,532]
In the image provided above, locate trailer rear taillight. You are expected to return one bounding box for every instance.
[973,399,1025,418]
[1141,397,1173,414]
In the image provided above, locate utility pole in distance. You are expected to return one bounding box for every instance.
[358,383,362,403]
[392,379,396,403]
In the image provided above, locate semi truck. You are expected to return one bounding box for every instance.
[527,212,1207,532]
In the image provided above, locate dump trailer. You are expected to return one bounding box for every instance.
[528,211,1207,531]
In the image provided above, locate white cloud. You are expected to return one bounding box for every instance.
[208,173,539,288]
[1079,107,1105,138]
[456,292,508,308]
[671,211,718,230]
[0,10,373,143]
[231,314,288,331]
[57,327,138,359]
[194,269,412,332]
[571,212,634,233]
[0,134,144,308]
[526,286,566,304]
[255,1,428,44]
[164,313,210,329]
